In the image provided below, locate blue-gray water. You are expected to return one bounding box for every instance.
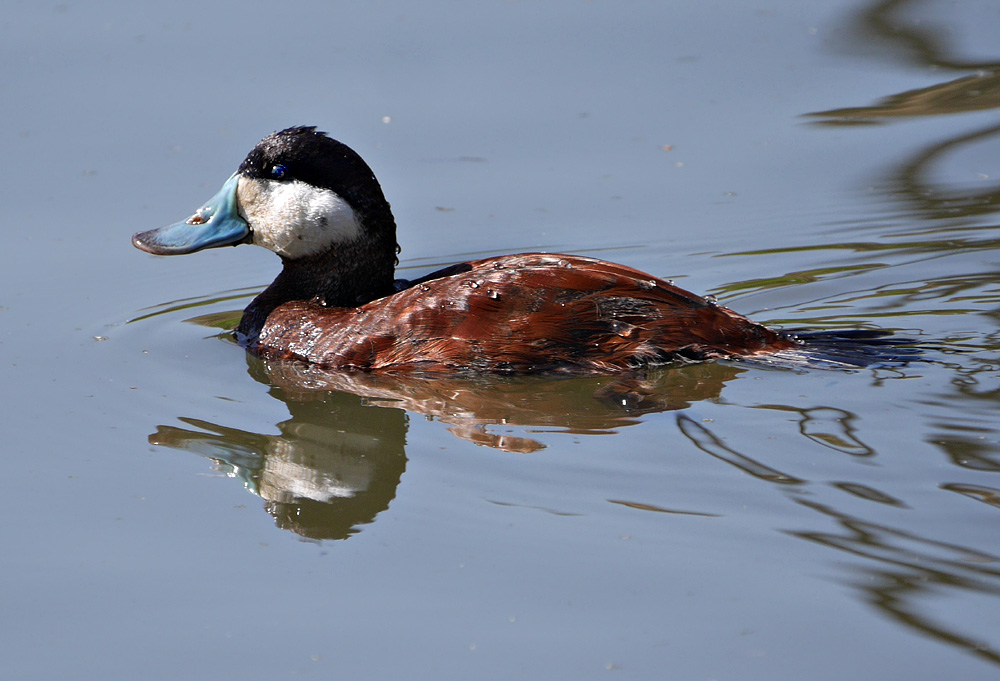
[3,1,999,679]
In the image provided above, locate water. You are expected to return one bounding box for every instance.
[3,1,999,679]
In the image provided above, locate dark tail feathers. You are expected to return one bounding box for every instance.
[751,329,922,369]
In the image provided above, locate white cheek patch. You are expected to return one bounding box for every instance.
[237,176,361,258]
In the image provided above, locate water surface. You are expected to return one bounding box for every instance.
[3,1,999,679]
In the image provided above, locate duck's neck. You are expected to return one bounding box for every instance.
[237,237,397,343]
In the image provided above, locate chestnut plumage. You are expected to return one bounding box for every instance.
[251,253,799,372]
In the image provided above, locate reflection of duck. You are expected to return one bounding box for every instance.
[148,385,408,541]
[146,353,741,539]
[134,126,907,371]
[251,353,745,452]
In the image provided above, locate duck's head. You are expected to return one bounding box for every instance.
[133,126,396,261]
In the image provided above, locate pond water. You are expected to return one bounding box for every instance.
[3,0,1000,679]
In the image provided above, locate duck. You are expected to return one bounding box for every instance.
[133,126,905,373]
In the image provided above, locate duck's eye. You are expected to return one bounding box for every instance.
[270,164,287,179]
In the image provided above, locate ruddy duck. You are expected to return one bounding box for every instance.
[134,126,906,372]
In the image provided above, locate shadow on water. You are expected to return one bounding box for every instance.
[678,414,1000,667]
[791,498,1000,667]
[806,0,1000,476]
[826,0,1000,71]
[667,2,1000,663]
[698,0,1000,377]
[804,0,1000,228]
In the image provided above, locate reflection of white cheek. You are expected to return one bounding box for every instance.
[237,177,361,258]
